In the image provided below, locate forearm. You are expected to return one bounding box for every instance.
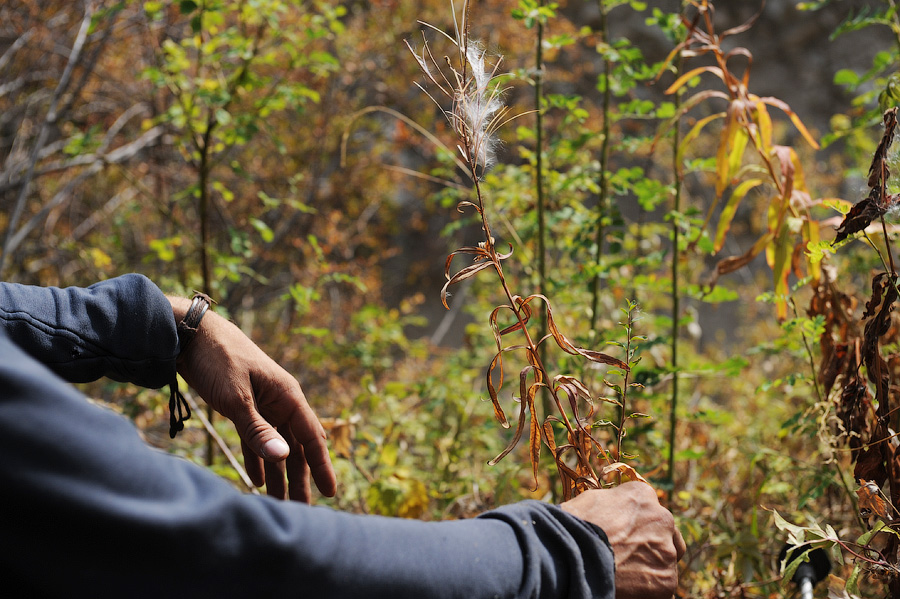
[0,274,178,387]
[0,333,614,598]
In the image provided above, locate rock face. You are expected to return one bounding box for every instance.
[560,0,894,134]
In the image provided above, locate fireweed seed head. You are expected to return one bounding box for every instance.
[452,41,504,172]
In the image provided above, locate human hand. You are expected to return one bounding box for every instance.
[561,481,685,599]
[169,296,337,502]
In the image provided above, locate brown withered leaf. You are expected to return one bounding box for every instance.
[868,107,898,189]
[855,447,888,489]
[553,376,595,424]
[528,396,540,490]
[488,303,530,350]
[488,366,539,466]
[485,348,510,427]
[836,374,871,455]
[869,154,888,189]
[862,273,897,409]
[553,452,582,502]
[820,342,850,399]
[441,244,513,309]
[572,429,594,478]
[535,294,628,370]
[857,480,891,521]
[542,420,557,454]
[864,272,893,320]
[319,416,355,459]
[708,232,772,288]
[833,189,886,244]
[837,109,900,244]
[807,272,858,395]
[499,297,533,337]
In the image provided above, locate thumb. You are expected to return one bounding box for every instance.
[239,410,290,461]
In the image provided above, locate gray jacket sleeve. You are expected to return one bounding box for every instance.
[0,276,616,598]
[0,273,177,388]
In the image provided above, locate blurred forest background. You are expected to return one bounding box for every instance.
[4,0,900,595]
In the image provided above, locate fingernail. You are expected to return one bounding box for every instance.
[263,438,289,460]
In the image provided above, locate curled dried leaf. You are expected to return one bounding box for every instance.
[441,260,493,308]
[487,386,528,466]
[857,480,892,521]
[488,366,542,467]
[486,350,509,428]
[601,462,650,486]
[528,398,540,490]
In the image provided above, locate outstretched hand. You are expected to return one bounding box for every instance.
[169,296,337,502]
[561,481,685,599]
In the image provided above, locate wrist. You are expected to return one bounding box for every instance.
[177,292,213,350]
[168,294,215,366]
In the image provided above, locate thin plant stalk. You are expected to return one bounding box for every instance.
[195,0,216,467]
[533,0,553,437]
[615,304,637,467]
[589,0,612,336]
[666,52,684,496]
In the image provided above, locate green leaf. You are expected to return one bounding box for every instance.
[215,108,232,126]
[771,509,807,545]
[250,218,275,243]
[834,68,860,87]
[781,546,819,584]
[179,0,198,14]
[822,198,852,214]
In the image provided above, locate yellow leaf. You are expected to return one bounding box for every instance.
[678,113,724,171]
[770,222,792,320]
[804,219,821,281]
[753,97,773,150]
[88,247,112,269]
[664,65,725,95]
[759,96,820,150]
[726,127,749,184]
[715,108,741,197]
[714,178,764,252]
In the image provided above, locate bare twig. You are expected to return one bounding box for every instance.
[181,389,260,495]
[0,1,96,276]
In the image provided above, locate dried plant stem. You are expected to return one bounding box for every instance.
[413,2,632,497]
[790,298,824,405]
[475,173,606,481]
